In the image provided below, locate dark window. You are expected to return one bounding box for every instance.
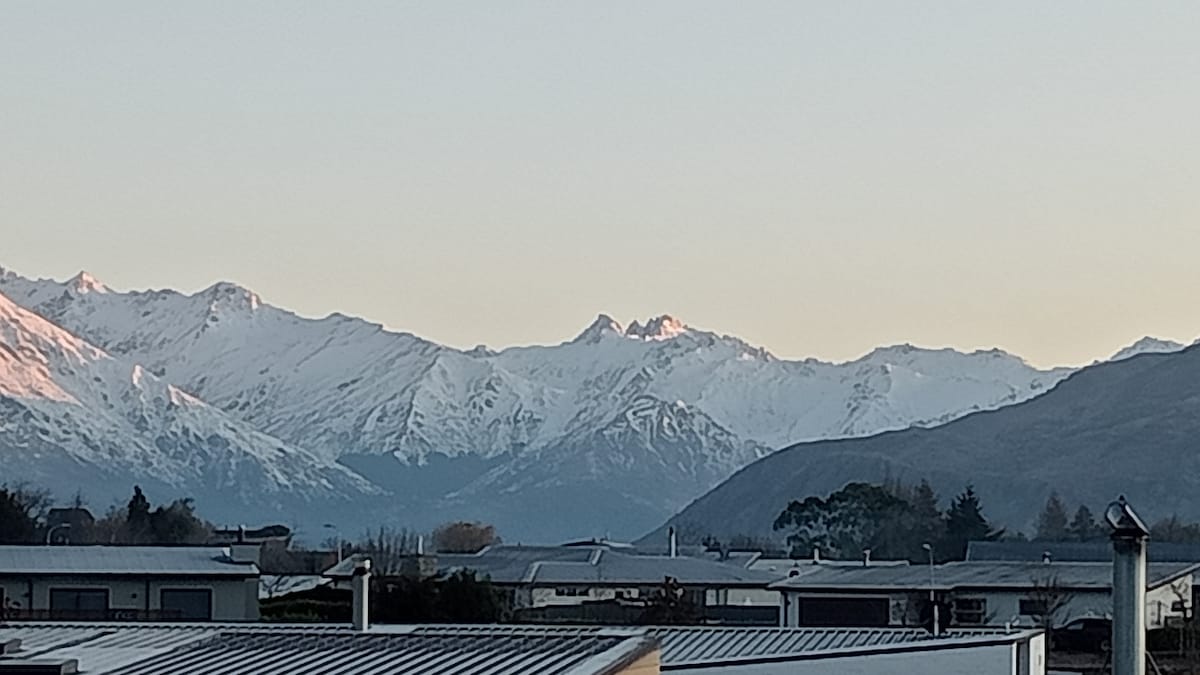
[953,597,987,625]
[49,588,109,618]
[1019,598,1048,615]
[797,597,890,627]
[160,589,212,621]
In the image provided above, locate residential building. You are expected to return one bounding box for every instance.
[325,544,782,624]
[774,560,1197,630]
[0,545,261,622]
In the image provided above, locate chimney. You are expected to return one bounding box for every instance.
[812,547,821,565]
[1042,551,1052,565]
[417,535,424,555]
[668,527,677,558]
[352,559,371,632]
[863,548,872,567]
[1108,496,1150,675]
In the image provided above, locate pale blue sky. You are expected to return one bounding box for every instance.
[3,2,1199,367]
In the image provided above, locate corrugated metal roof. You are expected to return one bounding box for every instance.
[771,560,1200,591]
[0,546,257,576]
[0,622,1043,673]
[650,626,1035,666]
[0,624,655,675]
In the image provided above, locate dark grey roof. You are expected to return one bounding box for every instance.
[771,560,1200,591]
[326,545,777,586]
[0,624,655,675]
[653,625,1041,667]
[0,622,1043,674]
[0,546,257,576]
[967,540,1200,563]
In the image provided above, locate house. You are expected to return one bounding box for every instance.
[773,560,1198,630]
[0,622,1045,674]
[0,545,261,622]
[324,544,782,624]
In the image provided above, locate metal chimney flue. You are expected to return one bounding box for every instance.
[352,558,372,632]
[1107,496,1149,675]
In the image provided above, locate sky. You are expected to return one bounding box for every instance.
[2,2,1199,368]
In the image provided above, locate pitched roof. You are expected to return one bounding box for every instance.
[0,546,258,576]
[967,540,1200,563]
[770,560,1200,591]
[325,545,777,586]
[0,622,1046,674]
[0,624,657,675]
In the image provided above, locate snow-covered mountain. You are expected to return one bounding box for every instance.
[0,288,380,527]
[0,266,1181,539]
[1109,336,1186,361]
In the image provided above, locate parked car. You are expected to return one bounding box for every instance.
[1054,617,1111,653]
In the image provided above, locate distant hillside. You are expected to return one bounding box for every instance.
[645,346,1200,545]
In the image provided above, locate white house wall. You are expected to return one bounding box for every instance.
[1,576,258,621]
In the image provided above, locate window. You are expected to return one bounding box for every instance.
[953,597,987,625]
[797,597,890,627]
[553,587,589,597]
[160,589,212,621]
[49,588,109,618]
[1019,598,1049,616]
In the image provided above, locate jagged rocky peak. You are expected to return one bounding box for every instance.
[573,314,625,344]
[1111,336,1186,361]
[67,270,109,294]
[625,315,688,341]
[200,281,261,312]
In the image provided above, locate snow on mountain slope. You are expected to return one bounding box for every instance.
[0,266,1112,539]
[0,288,379,524]
[1109,336,1186,361]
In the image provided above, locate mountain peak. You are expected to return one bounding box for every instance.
[625,315,688,341]
[1111,336,1185,362]
[201,281,261,312]
[67,271,108,294]
[573,314,624,344]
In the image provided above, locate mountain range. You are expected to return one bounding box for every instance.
[0,266,1188,540]
[647,343,1200,546]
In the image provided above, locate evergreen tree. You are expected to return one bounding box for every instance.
[125,486,152,543]
[1035,492,1069,541]
[941,485,1000,560]
[1067,505,1101,542]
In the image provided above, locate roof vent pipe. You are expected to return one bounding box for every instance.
[668,527,677,558]
[352,559,371,632]
[812,547,820,565]
[863,549,871,567]
[417,535,424,556]
[1042,551,1052,564]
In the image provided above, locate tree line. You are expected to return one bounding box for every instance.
[0,483,211,545]
[1033,491,1200,544]
[770,481,1003,563]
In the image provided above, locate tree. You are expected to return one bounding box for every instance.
[1026,574,1073,649]
[126,486,152,542]
[1150,515,1200,543]
[941,485,1001,560]
[148,498,211,544]
[1067,505,1102,542]
[353,527,421,575]
[0,484,50,544]
[432,522,500,553]
[1035,492,1069,541]
[774,482,937,562]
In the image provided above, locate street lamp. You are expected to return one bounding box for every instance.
[923,543,939,636]
[324,523,342,564]
[46,523,71,545]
